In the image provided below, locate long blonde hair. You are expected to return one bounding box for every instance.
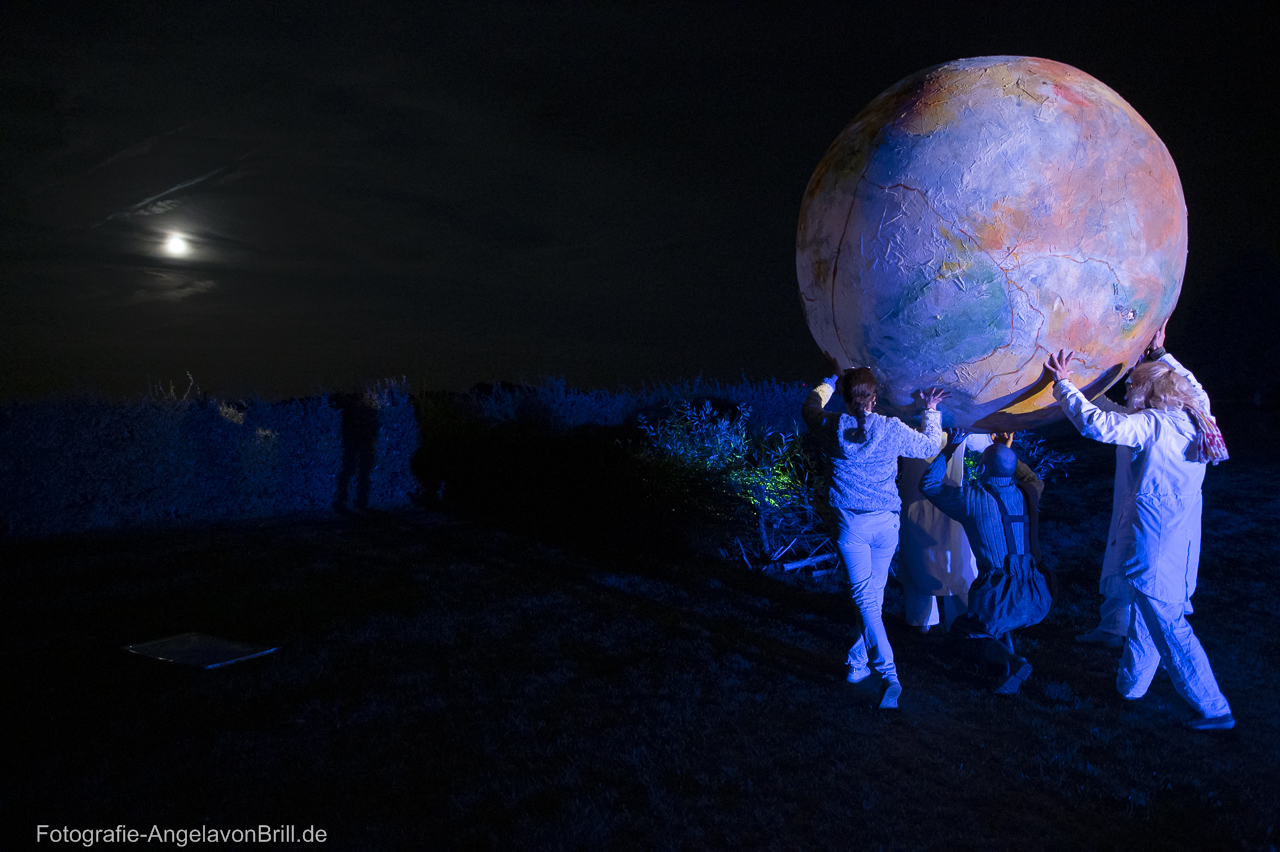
[1127,361,1200,412]
[1127,359,1229,465]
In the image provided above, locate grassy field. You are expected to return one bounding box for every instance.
[4,405,1278,851]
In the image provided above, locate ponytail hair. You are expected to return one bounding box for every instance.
[838,367,878,442]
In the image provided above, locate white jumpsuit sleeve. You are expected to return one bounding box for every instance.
[1159,353,1212,415]
[1053,379,1159,449]
[1091,394,1129,414]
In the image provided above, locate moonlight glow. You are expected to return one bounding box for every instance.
[163,233,190,257]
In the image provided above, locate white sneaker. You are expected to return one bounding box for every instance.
[1184,713,1235,731]
[878,679,902,709]
[1075,628,1125,648]
[846,666,871,684]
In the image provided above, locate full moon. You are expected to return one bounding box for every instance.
[797,56,1186,430]
[163,233,191,257]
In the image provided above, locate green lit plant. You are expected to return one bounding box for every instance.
[636,400,831,569]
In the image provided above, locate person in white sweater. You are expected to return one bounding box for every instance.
[802,367,946,709]
[1046,346,1233,730]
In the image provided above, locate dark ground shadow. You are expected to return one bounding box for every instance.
[2,400,1276,850]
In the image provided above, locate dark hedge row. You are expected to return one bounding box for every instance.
[0,376,812,540]
[4,375,1072,550]
[0,384,419,537]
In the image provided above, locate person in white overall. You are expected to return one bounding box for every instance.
[1046,347,1233,730]
[802,368,947,709]
[1075,324,1216,650]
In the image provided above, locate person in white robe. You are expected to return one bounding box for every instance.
[1047,347,1233,730]
[1075,324,1216,649]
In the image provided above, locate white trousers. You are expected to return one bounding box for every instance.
[833,509,899,682]
[1117,588,1230,718]
[1097,588,1193,636]
[1096,590,1129,636]
[904,590,967,630]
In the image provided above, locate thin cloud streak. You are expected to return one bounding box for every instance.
[128,271,217,303]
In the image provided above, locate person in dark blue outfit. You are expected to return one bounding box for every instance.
[919,434,1052,694]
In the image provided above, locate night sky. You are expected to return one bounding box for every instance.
[1,2,1275,402]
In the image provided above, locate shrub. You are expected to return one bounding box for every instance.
[962,433,1076,484]
[634,399,830,567]
[453,375,811,434]
[407,376,822,565]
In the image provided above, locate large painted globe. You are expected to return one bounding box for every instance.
[797,56,1186,430]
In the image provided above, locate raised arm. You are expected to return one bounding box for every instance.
[919,438,968,521]
[801,375,840,434]
[1046,349,1157,448]
[1160,353,1211,414]
[1090,393,1129,414]
[892,387,947,458]
[1013,459,1044,500]
[1144,320,1211,413]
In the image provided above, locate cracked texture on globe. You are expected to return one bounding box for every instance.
[797,56,1186,430]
